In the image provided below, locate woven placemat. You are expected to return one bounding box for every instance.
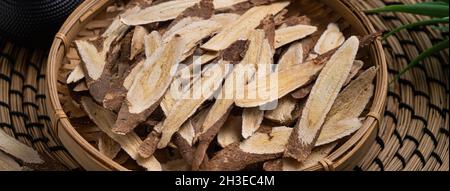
[0,0,448,171]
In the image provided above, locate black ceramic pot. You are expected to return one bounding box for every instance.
[0,0,82,47]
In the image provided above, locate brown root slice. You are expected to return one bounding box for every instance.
[80,97,161,171]
[201,1,289,51]
[284,36,360,162]
[157,61,231,149]
[98,133,122,159]
[263,143,337,171]
[205,126,291,171]
[121,0,245,26]
[192,25,272,170]
[112,36,185,135]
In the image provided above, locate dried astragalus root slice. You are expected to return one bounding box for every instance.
[130,26,148,60]
[344,60,364,86]
[67,65,84,84]
[205,126,291,171]
[123,31,163,91]
[98,134,122,159]
[144,31,163,59]
[193,27,272,170]
[242,108,264,139]
[201,1,289,51]
[112,36,185,135]
[81,97,162,171]
[138,123,163,158]
[285,36,360,162]
[121,0,245,26]
[234,53,331,108]
[0,129,44,164]
[0,151,22,171]
[316,67,377,146]
[217,115,243,148]
[274,24,317,48]
[157,61,231,149]
[289,60,363,100]
[263,143,337,171]
[264,96,299,125]
[311,23,345,56]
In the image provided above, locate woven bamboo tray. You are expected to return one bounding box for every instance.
[1,0,448,171]
[43,0,387,171]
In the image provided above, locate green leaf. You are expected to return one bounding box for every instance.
[366,2,449,18]
[391,39,449,83]
[431,25,450,32]
[383,17,449,40]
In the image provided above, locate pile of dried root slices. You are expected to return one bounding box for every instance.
[64,0,379,171]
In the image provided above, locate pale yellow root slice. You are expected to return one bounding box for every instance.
[289,60,363,100]
[264,96,298,125]
[274,25,317,48]
[264,143,337,171]
[75,6,137,81]
[123,31,163,90]
[67,65,84,84]
[344,60,364,86]
[98,134,122,159]
[144,31,163,59]
[200,29,265,137]
[285,36,360,162]
[242,108,264,139]
[0,129,43,164]
[234,60,323,108]
[112,36,185,135]
[197,29,268,164]
[158,61,231,148]
[312,23,345,56]
[276,42,303,71]
[217,115,242,148]
[130,26,148,60]
[0,150,23,171]
[81,97,162,171]
[164,20,223,60]
[206,126,291,171]
[178,121,196,147]
[201,1,290,51]
[121,0,245,26]
[316,67,377,146]
[127,35,184,113]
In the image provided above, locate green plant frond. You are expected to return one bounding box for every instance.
[431,25,450,31]
[383,17,449,40]
[366,2,449,18]
[391,39,449,83]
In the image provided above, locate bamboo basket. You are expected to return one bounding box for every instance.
[46,0,388,171]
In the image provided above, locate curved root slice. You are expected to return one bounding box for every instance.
[274,24,317,48]
[201,1,289,51]
[285,36,360,162]
[121,0,245,26]
[98,134,122,159]
[242,108,264,139]
[217,115,243,148]
[158,61,231,149]
[0,151,22,171]
[205,126,291,171]
[80,97,162,171]
[0,129,43,164]
[130,26,148,60]
[316,67,377,146]
[264,143,337,171]
[112,36,185,135]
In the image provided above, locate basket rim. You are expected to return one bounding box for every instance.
[46,0,388,171]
